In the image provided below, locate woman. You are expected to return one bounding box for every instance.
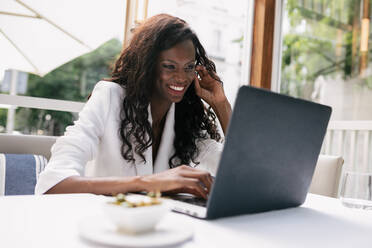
[35,14,232,199]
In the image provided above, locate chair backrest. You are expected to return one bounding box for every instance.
[0,153,47,196]
[0,134,95,194]
[309,155,344,198]
[0,134,57,160]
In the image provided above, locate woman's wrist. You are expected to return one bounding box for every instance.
[88,176,146,195]
[127,175,146,192]
[210,97,232,135]
[134,174,157,192]
[210,97,230,112]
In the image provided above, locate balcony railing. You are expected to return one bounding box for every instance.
[322,121,372,173]
[1,94,371,176]
[0,94,84,113]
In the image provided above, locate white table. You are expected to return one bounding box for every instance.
[1,193,371,248]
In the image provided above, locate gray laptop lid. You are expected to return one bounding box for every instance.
[206,86,332,219]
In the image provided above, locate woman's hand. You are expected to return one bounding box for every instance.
[194,65,232,134]
[194,65,227,107]
[140,165,213,199]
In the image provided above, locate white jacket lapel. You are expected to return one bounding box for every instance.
[133,103,175,175]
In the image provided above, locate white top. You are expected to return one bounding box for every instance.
[1,193,372,248]
[35,81,223,194]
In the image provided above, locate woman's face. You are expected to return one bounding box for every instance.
[153,39,196,104]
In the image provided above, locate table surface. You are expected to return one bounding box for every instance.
[1,193,371,248]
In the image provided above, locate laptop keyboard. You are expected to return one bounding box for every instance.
[173,176,214,207]
[181,197,207,207]
[171,194,207,207]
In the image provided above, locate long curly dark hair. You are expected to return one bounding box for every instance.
[109,14,221,167]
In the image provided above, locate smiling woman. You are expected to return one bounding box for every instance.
[154,40,196,103]
[35,14,232,198]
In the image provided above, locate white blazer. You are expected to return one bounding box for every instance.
[35,81,223,194]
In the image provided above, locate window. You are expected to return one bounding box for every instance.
[147,0,249,105]
[279,0,372,174]
[211,29,222,55]
[0,0,126,136]
[0,39,122,136]
[280,0,372,121]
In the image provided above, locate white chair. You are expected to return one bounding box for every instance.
[0,134,57,160]
[0,134,55,195]
[0,134,95,182]
[309,155,344,198]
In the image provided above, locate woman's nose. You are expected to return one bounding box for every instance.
[174,71,188,83]
[174,69,191,83]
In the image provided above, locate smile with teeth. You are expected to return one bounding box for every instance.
[169,85,185,91]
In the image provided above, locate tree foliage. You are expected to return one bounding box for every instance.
[281,0,372,98]
[14,38,122,136]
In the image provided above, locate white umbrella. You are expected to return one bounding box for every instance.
[0,0,125,77]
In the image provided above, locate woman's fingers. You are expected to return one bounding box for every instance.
[198,65,218,81]
[180,187,206,199]
[195,65,203,76]
[207,174,214,190]
[180,178,208,199]
[179,170,212,192]
[177,166,213,197]
[147,166,213,199]
[196,65,208,78]
[164,186,206,199]
[194,74,202,96]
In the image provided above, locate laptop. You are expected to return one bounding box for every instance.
[169,85,332,219]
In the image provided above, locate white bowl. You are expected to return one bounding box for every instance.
[102,196,170,234]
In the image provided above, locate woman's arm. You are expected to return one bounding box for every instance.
[45,176,143,195]
[46,165,213,199]
[35,82,118,195]
[210,98,232,135]
[194,65,232,135]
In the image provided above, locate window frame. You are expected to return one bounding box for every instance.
[249,0,278,90]
[270,0,284,93]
